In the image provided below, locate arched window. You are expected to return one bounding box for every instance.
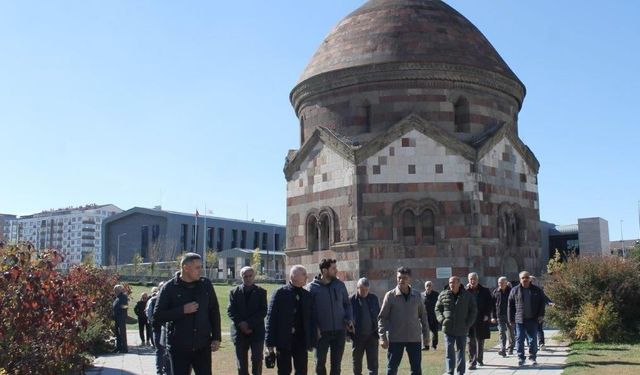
[364,103,372,133]
[402,210,417,245]
[306,215,319,251]
[454,97,470,133]
[319,214,330,250]
[420,209,435,245]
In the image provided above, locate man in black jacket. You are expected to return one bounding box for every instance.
[266,265,315,375]
[349,277,380,375]
[420,280,439,351]
[491,277,514,357]
[508,271,545,367]
[228,266,268,375]
[466,272,492,370]
[153,253,221,375]
[112,284,129,353]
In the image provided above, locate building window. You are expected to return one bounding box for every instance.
[231,229,238,248]
[262,232,268,250]
[207,227,214,250]
[151,224,160,243]
[217,228,224,251]
[253,232,260,249]
[319,214,330,250]
[241,230,247,249]
[141,226,149,259]
[454,97,470,133]
[420,210,435,245]
[181,224,189,252]
[402,210,416,245]
[365,103,372,133]
[274,233,280,251]
[435,164,443,174]
[307,216,319,252]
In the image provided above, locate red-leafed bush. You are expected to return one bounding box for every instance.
[0,242,118,374]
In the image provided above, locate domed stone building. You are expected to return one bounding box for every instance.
[284,0,540,293]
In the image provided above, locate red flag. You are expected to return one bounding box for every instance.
[196,210,200,217]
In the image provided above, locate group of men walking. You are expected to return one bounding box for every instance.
[112,252,549,375]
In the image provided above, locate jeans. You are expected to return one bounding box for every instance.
[352,333,378,375]
[467,326,484,366]
[515,319,539,361]
[316,330,346,375]
[497,320,515,352]
[538,320,545,345]
[234,336,264,375]
[170,345,212,375]
[153,328,172,375]
[113,318,128,353]
[276,345,308,375]
[444,334,466,375]
[386,342,421,375]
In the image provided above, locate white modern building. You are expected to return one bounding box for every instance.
[2,204,122,268]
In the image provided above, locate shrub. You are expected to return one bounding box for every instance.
[545,254,640,342]
[574,301,623,342]
[0,242,118,374]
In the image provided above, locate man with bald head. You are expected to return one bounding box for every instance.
[508,271,545,367]
[435,276,477,375]
[491,276,514,357]
[266,265,315,375]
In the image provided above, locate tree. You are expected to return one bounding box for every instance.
[251,248,262,275]
[629,242,640,262]
[205,249,218,279]
[131,254,144,277]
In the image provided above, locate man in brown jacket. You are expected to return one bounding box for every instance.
[378,267,429,375]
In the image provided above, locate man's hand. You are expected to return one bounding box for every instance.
[380,338,389,349]
[239,321,252,335]
[317,327,322,340]
[490,318,497,324]
[538,316,544,324]
[183,302,199,314]
[346,320,355,333]
[210,340,220,352]
[483,315,489,322]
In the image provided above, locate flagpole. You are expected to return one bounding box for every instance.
[203,204,207,278]
[194,209,198,253]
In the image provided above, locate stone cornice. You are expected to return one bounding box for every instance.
[283,127,356,181]
[290,62,526,115]
[355,114,477,163]
[477,122,540,174]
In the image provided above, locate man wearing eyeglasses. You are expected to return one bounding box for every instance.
[507,271,546,367]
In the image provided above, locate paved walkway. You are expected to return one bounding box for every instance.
[87,330,569,374]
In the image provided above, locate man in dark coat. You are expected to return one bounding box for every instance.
[420,280,439,351]
[228,266,268,375]
[491,277,514,357]
[153,253,221,375]
[349,277,380,375]
[266,265,315,375]
[134,292,152,346]
[508,271,546,367]
[112,284,129,353]
[466,272,492,370]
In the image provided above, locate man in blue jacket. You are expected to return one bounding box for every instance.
[349,277,380,375]
[307,258,353,375]
[266,265,315,375]
[153,253,221,375]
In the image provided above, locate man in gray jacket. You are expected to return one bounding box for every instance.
[378,267,429,375]
[435,276,477,375]
[307,258,353,375]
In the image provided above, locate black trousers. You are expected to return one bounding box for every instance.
[170,346,211,375]
[315,330,346,375]
[113,318,128,352]
[276,343,308,375]
[234,336,264,375]
[138,318,152,344]
[352,334,379,375]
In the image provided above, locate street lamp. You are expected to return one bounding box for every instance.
[116,233,127,272]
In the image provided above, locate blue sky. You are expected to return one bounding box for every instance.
[1,1,638,241]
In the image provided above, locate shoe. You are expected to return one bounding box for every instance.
[432,345,437,350]
[518,359,526,366]
[529,359,538,366]
[508,349,514,355]
[478,361,484,366]
[498,350,506,357]
[468,364,477,370]
[422,345,430,351]
[540,344,546,351]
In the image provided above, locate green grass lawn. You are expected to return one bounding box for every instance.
[563,341,640,375]
[122,282,498,374]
